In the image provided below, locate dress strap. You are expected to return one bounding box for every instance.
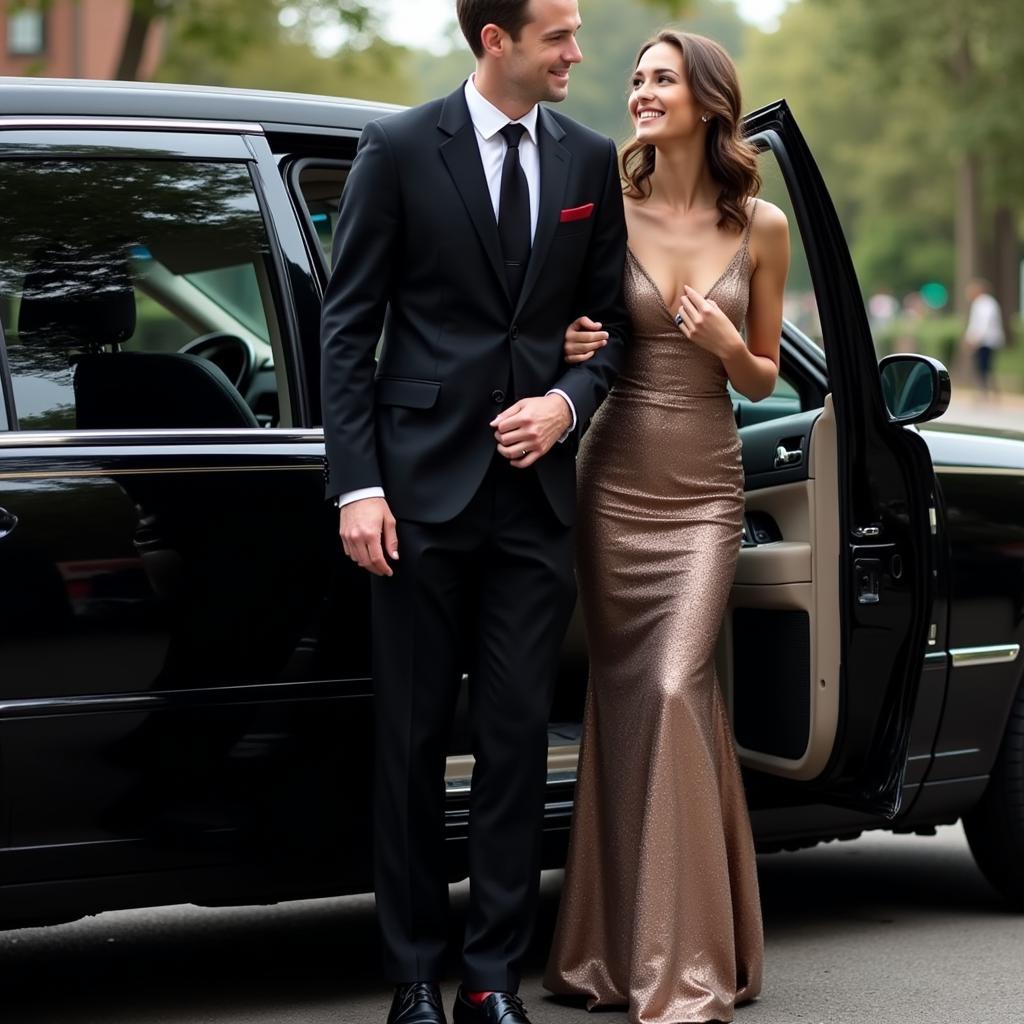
[743,198,758,244]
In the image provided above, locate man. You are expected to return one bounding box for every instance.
[320,1,629,1021]
[962,278,1005,398]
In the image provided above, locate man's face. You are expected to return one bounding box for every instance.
[501,0,583,105]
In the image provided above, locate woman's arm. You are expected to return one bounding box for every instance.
[721,202,789,401]
[676,201,790,403]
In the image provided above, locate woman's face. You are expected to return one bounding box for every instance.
[628,41,703,144]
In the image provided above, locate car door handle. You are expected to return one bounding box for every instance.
[774,445,803,469]
[0,507,19,540]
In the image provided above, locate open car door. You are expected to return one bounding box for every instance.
[720,101,946,818]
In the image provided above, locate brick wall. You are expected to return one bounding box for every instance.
[0,0,165,80]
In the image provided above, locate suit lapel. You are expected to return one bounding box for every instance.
[515,106,570,318]
[438,87,510,304]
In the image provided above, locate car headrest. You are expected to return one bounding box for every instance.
[73,352,260,430]
[18,250,136,349]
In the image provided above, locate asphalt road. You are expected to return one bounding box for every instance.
[2,823,1021,1024]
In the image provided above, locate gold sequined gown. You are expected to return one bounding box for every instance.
[544,209,764,1024]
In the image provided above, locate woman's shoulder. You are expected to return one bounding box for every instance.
[749,197,788,236]
[747,198,789,272]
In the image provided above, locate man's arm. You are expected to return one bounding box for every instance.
[320,118,401,502]
[551,136,630,429]
[491,138,627,465]
[321,119,403,578]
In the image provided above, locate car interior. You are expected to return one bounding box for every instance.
[0,159,291,432]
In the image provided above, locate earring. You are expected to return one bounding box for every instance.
[701,113,710,123]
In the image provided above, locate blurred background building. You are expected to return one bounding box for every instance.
[1,0,164,80]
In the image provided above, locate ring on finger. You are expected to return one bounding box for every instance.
[674,312,685,327]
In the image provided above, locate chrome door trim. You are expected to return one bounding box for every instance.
[0,428,325,448]
[934,465,1024,478]
[445,747,580,795]
[950,644,1021,669]
[0,117,264,133]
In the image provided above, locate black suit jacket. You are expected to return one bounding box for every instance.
[320,84,629,526]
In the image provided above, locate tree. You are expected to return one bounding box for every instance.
[808,0,1024,322]
[155,2,416,105]
[740,0,957,301]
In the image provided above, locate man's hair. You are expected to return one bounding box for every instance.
[457,0,534,58]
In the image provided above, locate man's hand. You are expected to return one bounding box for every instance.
[490,394,573,468]
[340,497,398,577]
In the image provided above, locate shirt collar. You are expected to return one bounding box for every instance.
[464,75,539,146]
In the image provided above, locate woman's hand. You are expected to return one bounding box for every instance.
[564,315,608,364]
[675,285,743,361]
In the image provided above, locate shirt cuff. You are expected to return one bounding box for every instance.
[336,486,385,508]
[546,389,577,443]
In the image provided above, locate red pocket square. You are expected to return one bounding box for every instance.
[560,203,595,223]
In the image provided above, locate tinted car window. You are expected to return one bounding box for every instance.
[293,161,348,267]
[0,159,288,430]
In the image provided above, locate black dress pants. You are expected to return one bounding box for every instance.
[371,455,576,992]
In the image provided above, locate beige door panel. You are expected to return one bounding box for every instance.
[722,395,841,782]
[734,541,811,585]
[743,479,812,542]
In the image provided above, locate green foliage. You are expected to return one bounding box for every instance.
[155,0,416,104]
[741,0,1024,302]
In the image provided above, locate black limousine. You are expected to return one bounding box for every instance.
[0,78,1021,931]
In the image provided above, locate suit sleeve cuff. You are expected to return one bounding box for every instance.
[336,486,385,508]
[546,389,577,443]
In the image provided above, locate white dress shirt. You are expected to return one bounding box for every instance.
[336,77,576,509]
[463,75,541,243]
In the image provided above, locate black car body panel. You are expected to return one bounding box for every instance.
[0,80,1021,928]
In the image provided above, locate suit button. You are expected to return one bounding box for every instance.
[491,389,505,404]
[510,324,519,340]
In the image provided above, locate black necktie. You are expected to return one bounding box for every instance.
[498,122,531,303]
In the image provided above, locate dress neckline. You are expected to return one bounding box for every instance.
[625,199,758,317]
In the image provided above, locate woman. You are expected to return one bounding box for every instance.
[544,30,790,1024]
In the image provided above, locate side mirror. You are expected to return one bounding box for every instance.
[878,354,951,425]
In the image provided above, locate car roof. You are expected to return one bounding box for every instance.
[0,77,403,133]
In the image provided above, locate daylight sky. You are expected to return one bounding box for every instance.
[329,0,792,55]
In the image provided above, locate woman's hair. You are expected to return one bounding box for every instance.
[621,30,761,233]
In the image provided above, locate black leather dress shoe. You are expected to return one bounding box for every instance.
[452,987,533,1024]
[387,982,447,1024]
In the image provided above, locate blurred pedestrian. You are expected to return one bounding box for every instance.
[868,287,899,330]
[963,278,1004,397]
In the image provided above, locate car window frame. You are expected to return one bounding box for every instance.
[281,155,352,286]
[0,316,15,430]
[0,123,306,443]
